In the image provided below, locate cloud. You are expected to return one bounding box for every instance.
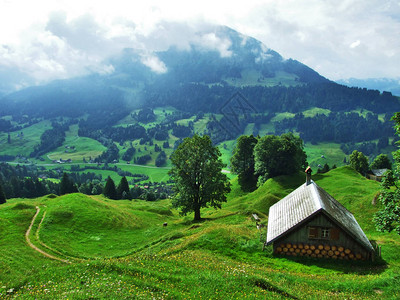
[141,54,167,74]
[350,40,361,49]
[195,32,233,57]
[230,0,400,80]
[0,0,399,86]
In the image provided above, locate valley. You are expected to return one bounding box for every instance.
[1,103,396,185]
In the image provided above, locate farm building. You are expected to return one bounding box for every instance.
[367,169,388,182]
[265,168,375,260]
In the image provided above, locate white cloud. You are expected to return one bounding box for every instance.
[0,0,399,84]
[141,54,167,74]
[195,32,232,57]
[350,40,361,49]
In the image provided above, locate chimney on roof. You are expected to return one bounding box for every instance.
[305,166,312,185]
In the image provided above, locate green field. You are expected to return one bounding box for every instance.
[304,142,347,168]
[302,107,331,117]
[0,120,52,157]
[1,166,400,299]
[47,125,107,162]
[116,163,170,182]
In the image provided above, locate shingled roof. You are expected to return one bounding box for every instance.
[371,169,388,177]
[266,180,374,252]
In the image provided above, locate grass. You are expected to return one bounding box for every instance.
[116,163,170,182]
[38,194,178,259]
[1,166,399,298]
[302,107,331,117]
[271,112,295,122]
[304,142,347,168]
[0,120,52,157]
[47,124,107,162]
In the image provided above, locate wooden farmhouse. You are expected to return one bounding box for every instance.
[367,169,388,182]
[265,168,375,260]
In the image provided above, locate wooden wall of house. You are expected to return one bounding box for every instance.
[273,213,373,260]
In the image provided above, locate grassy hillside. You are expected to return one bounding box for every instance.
[1,166,400,298]
[47,124,107,162]
[0,120,52,157]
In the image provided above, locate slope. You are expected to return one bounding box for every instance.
[1,166,400,299]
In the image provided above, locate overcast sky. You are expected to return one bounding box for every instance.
[1,0,399,87]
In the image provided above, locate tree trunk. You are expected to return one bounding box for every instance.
[194,208,201,221]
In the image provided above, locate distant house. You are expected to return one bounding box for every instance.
[265,168,375,260]
[367,169,388,182]
[53,158,72,164]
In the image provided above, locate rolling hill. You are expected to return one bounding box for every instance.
[1,167,400,299]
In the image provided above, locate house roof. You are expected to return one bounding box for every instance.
[266,181,374,252]
[371,169,388,177]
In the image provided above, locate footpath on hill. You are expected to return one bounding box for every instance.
[25,206,70,264]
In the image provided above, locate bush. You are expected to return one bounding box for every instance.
[12,203,35,210]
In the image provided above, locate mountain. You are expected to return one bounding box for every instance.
[0,26,329,118]
[337,77,400,97]
[0,65,35,97]
[0,26,399,162]
[2,25,399,119]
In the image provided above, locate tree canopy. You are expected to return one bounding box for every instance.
[370,154,392,170]
[254,133,307,185]
[230,135,258,191]
[103,176,117,200]
[0,182,6,204]
[117,176,131,200]
[349,150,369,175]
[169,134,231,221]
[60,172,78,195]
[374,112,400,235]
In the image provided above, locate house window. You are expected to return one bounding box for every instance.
[308,226,319,239]
[308,226,335,240]
[321,228,330,239]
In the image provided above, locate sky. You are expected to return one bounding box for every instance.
[0,0,399,88]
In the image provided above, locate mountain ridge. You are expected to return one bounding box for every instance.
[0,26,399,162]
[337,77,400,96]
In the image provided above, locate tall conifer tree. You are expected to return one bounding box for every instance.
[0,182,6,204]
[103,176,117,200]
[117,176,131,199]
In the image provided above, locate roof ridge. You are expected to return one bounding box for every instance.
[311,182,374,251]
[310,181,323,210]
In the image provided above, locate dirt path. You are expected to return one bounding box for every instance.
[25,206,70,264]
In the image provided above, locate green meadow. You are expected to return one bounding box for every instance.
[0,120,52,157]
[47,124,107,162]
[1,166,400,299]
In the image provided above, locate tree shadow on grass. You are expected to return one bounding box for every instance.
[181,212,239,225]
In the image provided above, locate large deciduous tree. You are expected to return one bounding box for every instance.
[370,154,392,170]
[230,135,258,191]
[349,150,369,175]
[169,135,231,221]
[374,112,400,235]
[254,133,307,185]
